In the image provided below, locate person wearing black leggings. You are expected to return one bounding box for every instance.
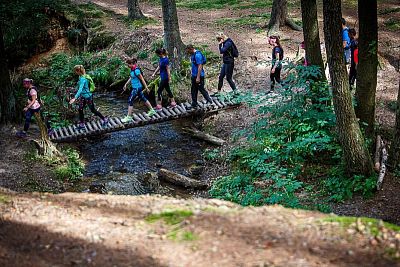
[268,36,284,91]
[216,32,237,95]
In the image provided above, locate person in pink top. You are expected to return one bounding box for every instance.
[16,78,41,138]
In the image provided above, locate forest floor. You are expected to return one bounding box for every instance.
[1,188,400,266]
[1,0,400,265]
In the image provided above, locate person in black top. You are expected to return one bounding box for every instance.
[216,32,237,95]
[348,28,358,89]
[268,36,284,91]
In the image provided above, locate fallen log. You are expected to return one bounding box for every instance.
[158,168,207,189]
[374,135,382,171]
[182,127,226,146]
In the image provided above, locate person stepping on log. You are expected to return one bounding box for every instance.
[69,65,108,130]
[151,48,177,111]
[121,58,156,123]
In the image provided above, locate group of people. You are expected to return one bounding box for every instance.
[17,31,285,137]
[342,18,359,89]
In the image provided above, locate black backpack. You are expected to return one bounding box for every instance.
[230,40,239,58]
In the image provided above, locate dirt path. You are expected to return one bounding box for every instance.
[1,189,399,266]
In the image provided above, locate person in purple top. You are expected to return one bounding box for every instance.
[185,44,212,110]
[215,32,237,95]
[151,48,176,110]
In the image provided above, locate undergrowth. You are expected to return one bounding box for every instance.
[54,148,85,181]
[209,63,377,211]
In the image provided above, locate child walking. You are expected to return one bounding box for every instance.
[151,48,176,111]
[121,58,156,123]
[69,65,108,129]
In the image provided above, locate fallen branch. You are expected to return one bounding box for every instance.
[182,127,226,146]
[374,135,382,171]
[158,168,207,189]
[377,140,388,191]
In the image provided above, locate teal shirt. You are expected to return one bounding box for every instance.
[130,69,142,89]
[74,76,92,99]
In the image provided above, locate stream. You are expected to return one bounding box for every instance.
[74,92,209,197]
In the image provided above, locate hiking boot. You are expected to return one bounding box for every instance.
[168,101,177,109]
[101,117,109,127]
[155,104,163,111]
[121,115,133,123]
[16,131,27,138]
[75,123,86,130]
[147,108,156,117]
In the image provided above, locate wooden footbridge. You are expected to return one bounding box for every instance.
[49,97,240,142]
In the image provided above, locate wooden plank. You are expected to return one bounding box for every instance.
[168,108,177,116]
[153,112,162,120]
[180,103,187,112]
[68,126,76,136]
[90,121,99,131]
[53,128,60,140]
[85,122,94,132]
[173,106,181,115]
[137,113,146,121]
[108,118,118,128]
[114,117,125,127]
[197,102,204,109]
[158,109,167,118]
[162,108,172,117]
[184,102,192,110]
[132,114,142,123]
[57,127,65,139]
[213,99,224,108]
[95,120,103,131]
[142,112,151,121]
[177,105,186,114]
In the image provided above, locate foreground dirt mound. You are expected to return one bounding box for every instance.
[0,189,399,267]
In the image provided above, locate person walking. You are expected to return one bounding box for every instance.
[268,36,284,91]
[69,65,108,130]
[348,28,358,89]
[185,44,212,109]
[16,78,41,137]
[151,48,177,110]
[341,18,351,65]
[215,32,237,95]
[121,58,156,123]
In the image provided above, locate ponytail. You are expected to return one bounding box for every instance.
[73,65,86,75]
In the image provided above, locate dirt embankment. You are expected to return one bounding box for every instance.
[0,189,399,267]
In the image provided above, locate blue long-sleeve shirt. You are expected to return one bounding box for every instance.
[74,76,92,99]
[219,38,234,64]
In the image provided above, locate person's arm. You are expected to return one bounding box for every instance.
[196,64,202,83]
[139,74,149,91]
[123,77,131,91]
[151,66,160,78]
[167,65,171,82]
[219,40,232,54]
[24,90,37,111]
[272,49,280,73]
[343,40,347,48]
[70,78,84,104]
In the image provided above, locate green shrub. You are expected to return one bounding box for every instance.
[55,148,84,181]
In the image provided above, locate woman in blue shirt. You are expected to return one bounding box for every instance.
[121,58,156,123]
[151,48,176,111]
[69,65,108,129]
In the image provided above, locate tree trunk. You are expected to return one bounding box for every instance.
[322,0,373,176]
[389,80,400,170]
[158,168,207,188]
[32,113,63,159]
[0,24,16,124]
[355,0,378,137]
[127,0,145,20]
[268,0,302,35]
[300,0,325,78]
[182,127,226,146]
[161,0,185,69]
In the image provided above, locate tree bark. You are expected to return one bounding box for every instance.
[355,0,378,137]
[268,0,302,35]
[161,0,185,69]
[0,23,16,124]
[300,0,325,78]
[32,113,63,159]
[322,0,373,176]
[127,0,145,20]
[389,80,400,169]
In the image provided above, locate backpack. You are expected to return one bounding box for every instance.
[230,40,239,58]
[83,74,96,93]
[193,51,206,65]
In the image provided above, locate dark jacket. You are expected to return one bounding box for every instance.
[219,38,235,64]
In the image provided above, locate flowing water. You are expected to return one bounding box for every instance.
[74,92,208,196]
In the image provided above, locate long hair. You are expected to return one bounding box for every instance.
[73,65,86,75]
[269,35,281,48]
[126,58,138,65]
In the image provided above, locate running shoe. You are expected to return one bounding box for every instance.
[121,115,133,123]
[101,117,109,127]
[147,108,156,117]
[155,104,163,111]
[75,123,86,130]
